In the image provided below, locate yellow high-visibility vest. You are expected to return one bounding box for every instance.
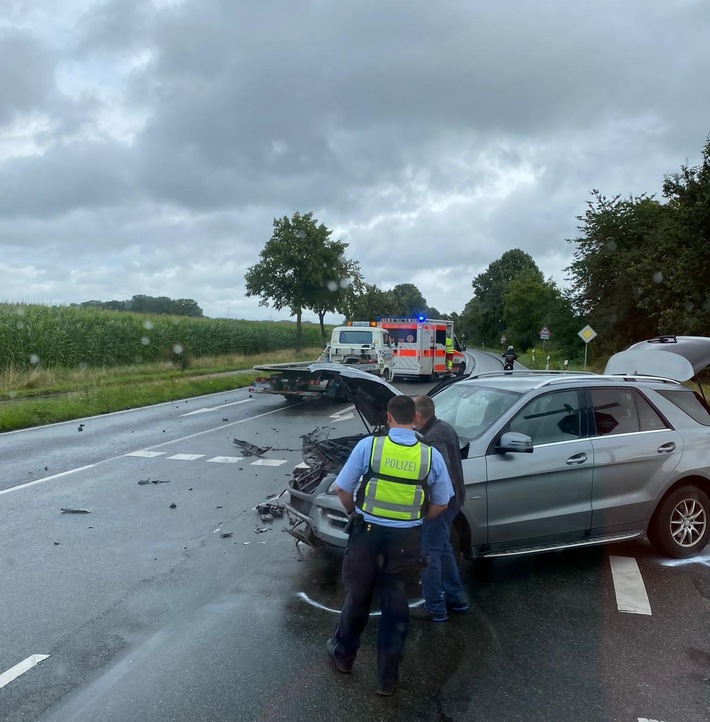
[358,437,432,521]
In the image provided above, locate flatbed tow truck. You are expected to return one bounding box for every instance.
[248,322,395,401]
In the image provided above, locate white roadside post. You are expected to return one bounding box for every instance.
[578,325,598,369]
[539,326,551,361]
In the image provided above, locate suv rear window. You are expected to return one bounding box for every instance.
[657,389,710,425]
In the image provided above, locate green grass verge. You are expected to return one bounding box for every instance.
[0,348,322,432]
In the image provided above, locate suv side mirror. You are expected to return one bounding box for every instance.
[496,432,533,453]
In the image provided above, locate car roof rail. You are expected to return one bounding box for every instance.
[532,374,682,389]
[470,370,596,380]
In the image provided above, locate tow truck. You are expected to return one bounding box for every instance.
[248,322,395,401]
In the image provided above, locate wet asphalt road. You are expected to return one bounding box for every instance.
[1,352,709,721]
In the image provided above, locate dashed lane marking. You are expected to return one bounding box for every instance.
[180,399,252,417]
[124,451,290,467]
[0,654,50,689]
[1,404,290,497]
[330,404,355,422]
[250,459,288,467]
[610,555,652,615]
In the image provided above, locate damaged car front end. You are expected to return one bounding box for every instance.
[284,364,400,549]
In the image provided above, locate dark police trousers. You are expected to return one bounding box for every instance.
[332,520,421,688]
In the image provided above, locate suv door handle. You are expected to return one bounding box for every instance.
[566,452,587,465]
[657,442,676,454]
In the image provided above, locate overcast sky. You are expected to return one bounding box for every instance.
[1,0,708,323]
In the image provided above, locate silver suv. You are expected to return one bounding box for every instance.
[285,336,710,560]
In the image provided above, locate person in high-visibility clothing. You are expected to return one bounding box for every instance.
[326,395,453,696]
[445,336,454,373]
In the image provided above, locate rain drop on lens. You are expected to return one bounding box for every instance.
[141,337,150,346]
[327,281,338,292]
[173,344,183,354]
[29,354,40,365]
[143,320,154,330]
[653,272,663,284]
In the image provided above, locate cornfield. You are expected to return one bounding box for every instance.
[0,303,326,371]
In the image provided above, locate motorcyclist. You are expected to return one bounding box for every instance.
[502,345,517,369]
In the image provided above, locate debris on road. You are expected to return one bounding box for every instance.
[220,532,233,538]
[138,478,171,485]
[78,424,84,432]
[60,507,91,514]
[169,503,177,509]
[255,526,271,534]
[233,438,271,457]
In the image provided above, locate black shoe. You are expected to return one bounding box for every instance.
[326,638,353,674]
[410,606,447,622]
[447,600,470,613]
[376,677,399,696]
[376,685,397,696]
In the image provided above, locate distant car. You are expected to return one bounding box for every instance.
[284,336,710,560]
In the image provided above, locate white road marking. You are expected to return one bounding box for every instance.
[180,399,252,416]
[250,459,288,467]
[166,453,204,461]
[0,654,50,689]
[2,405,290,496]
[206,456,244,463]
[296,592,423,616]
[0,388,256,435]
[638,717,666,721]
[609,556,652,615]
[0,465,96,497]
[330,405,355,422]
[125,450,165,458]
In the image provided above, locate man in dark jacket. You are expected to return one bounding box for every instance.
[410,395,469,622]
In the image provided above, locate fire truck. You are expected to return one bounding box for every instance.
[376,316,467,380]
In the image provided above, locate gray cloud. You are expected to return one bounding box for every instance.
[0,0,709,321]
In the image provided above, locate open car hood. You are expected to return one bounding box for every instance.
[306,363,400,430]
[604,336,710,381]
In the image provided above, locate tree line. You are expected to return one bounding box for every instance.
[74,295,204,317]
[245,135,710,357]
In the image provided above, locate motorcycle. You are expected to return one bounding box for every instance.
[503,354,515,373]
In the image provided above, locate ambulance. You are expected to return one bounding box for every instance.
[376,316,466,380]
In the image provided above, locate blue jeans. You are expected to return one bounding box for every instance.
[420,507,466,615]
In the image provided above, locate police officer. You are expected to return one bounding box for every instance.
[326,395,454,696]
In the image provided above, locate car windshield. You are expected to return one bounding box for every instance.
[432,383,521,442]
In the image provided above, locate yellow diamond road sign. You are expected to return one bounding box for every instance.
[578,325,597,344]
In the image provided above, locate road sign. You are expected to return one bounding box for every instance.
[578,325,597,344]
[539,325,550,340]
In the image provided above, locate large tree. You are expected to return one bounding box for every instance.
[566,136,710,354]
[309,255,364,342]
[566,191,668,355]
[245,212,358,351]
[471,249,543,346]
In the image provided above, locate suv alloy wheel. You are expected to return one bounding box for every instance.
[648,485,710,558]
